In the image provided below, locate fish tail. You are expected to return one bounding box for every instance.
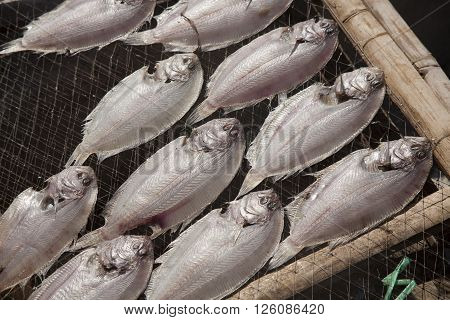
[237,170,265,198]
[65,145,90,168]
[124,30,157,46]
[268,239,303,270]
[0,39,25,56]
[186,100,216,126]
[69,229,105,252]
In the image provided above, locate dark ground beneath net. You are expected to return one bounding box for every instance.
[0,0,448,299]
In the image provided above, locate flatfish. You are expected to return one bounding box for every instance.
[186,18,339,125]
[71,118,245,251]
[66,53,203,166]
[268,137,433,269]
[29,236,153,300]
[125,0,293,52]
[0,0,156,55]
[0,167,98,292]
[238,67,385,197]
[146,189,283,300]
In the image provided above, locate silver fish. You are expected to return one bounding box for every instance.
[65,53,204,166]
[71,118,245,251]
[238,67,385,197]
[125,0,293,52]
[0,0,156,55]
[29,236,153,300]
[268,137,433,269]
[146,189,283,300]
[0,167,98,293]
[186,18,338,125]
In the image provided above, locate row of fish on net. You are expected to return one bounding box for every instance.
[0,0,434,299]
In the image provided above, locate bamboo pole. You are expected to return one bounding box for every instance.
[229,187,450,299]
[320,0,450,177]
[364,0,450,110]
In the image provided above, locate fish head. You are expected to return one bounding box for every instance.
[293,18,338,44]
[374,137,432,171]
[335,67,384,100]
[189,118,243,152]
[235,189,281,225]
[45,166,96,201]
[97,235,153,273]
[157,53,201,82]
[113,0,143,5]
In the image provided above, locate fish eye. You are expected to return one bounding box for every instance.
[103,263,116,271]
[229,129,239,137]
[259,197,269,205]
[138,248,148,256]
[77,172,83,179]
[366,73,374,81]
[319,21,329,29]
[223,124,233,131]
[415,150,427,160]
[82,177,92,186]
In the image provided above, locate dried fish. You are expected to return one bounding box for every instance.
[186,18,339,125]
[71,118,245,251]
[125,0,294,52]
[65,53,203,166]
[0,0,156,55]
[29,236,153,300]
[268,137,433,269]
[0,167,98,293]
[238,67,385,197]
[146,189,283,300]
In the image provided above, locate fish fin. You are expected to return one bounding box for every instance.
[0,38,25,56]
[124,30,157,46]
[328,211,396,251]
[69,229,104,252]
[36,239,74,278]
[328,234,359,251]
[186,100,216,126]
[18,275,32,290]
[245,93,298,168]
[285,207,299,228]
[65,145,91,168]
[96,149,121,163]
[237,170,265,198]
[268,239,303,270]
[328,226,373,250]
[145,266,160,298]
[272,171,297,182]
[222,103,252,115]
[150,225,164,240]
[278,92,288,104]
[156,0,188,25]
[179,215,197,233]
[167,209,221,250]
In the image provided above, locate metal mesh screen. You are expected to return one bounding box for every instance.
[0,0,448,300]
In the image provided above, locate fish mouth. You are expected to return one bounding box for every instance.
[60,178,84,199]
[180,54,199,69]
[257,189,281,211]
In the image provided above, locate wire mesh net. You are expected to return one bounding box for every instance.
[0,0,448,300]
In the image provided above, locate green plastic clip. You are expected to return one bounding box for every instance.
[382,257,417,300]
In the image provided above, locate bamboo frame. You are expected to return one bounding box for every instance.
[364,0,450,110]
[230,187,450,299]
[322,0,450,177]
